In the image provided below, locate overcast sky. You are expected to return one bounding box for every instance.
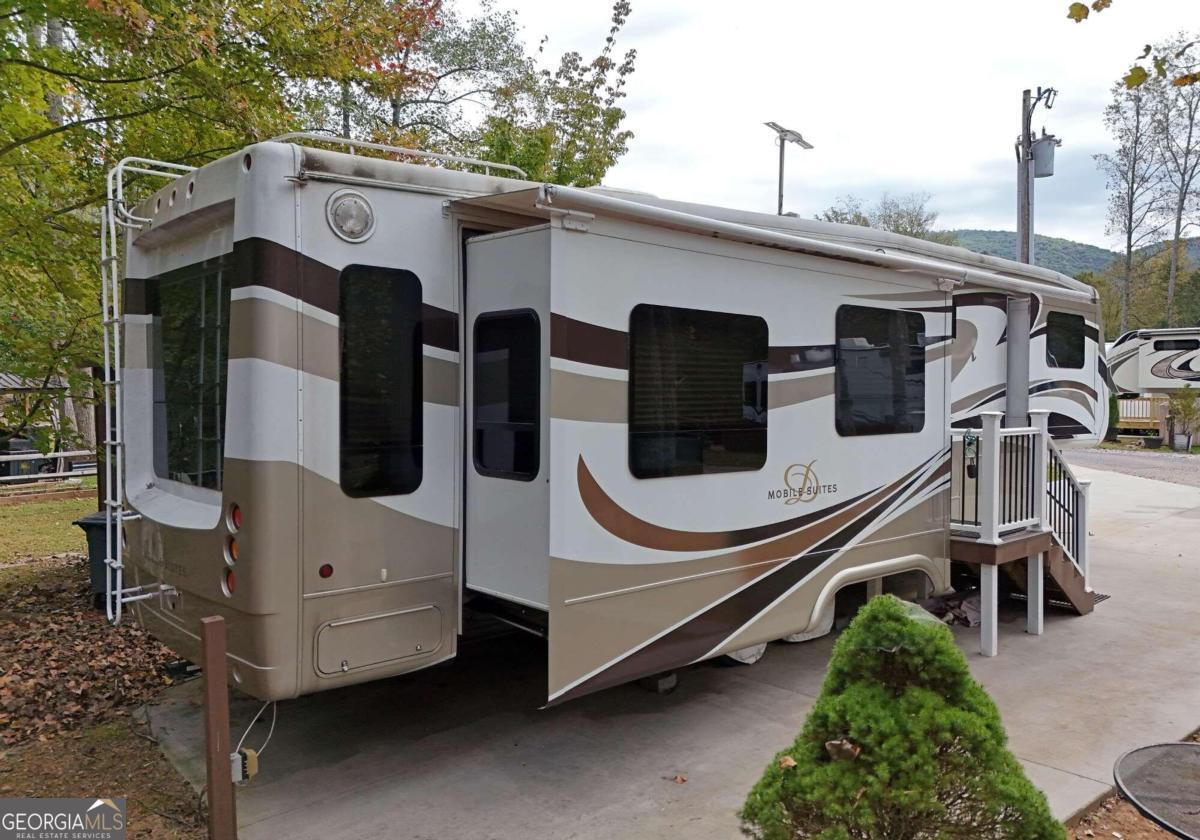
[478,0,1197,249]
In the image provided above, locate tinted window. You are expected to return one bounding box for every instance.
[1154,339,1200,352]
[1046,312,1085,369]
[629,304,768,479]
[835,305,926,436]
[339,266,422,497]
[148,253,232,489]
[473,310,540,480]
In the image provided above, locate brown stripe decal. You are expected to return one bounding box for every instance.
[554,452,944,703]
[578,456,874,552]
[126,237,459,352]
[550,313,628,370]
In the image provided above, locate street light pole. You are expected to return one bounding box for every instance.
[765,122,813,216]
[777,137,786,216]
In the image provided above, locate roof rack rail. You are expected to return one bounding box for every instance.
[269,132,528,179]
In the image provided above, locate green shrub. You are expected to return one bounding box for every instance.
[1108,391,1120,433]
[740,596,1063,840]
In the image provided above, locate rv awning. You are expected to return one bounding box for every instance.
[451,186,1097,304]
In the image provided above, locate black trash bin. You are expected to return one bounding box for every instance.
[74,511,114,611]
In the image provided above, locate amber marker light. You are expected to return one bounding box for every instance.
[225,537,239,567]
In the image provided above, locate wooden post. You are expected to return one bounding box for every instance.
[201,616,237,840]
[978,412,1003,544]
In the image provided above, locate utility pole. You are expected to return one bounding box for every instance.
[1015,87,1060,265]
[1017,89,1034,264]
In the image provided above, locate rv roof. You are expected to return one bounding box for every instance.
[130,140,1095,303]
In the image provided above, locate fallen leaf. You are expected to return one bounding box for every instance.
[777,755,797,770]
[671,774,687,784]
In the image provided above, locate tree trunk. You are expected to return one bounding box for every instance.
[1166,206,1183,327]
[341,81,352,138]
[1121,239,1132,335]
[45,19,64,126]
[391,95,400,128]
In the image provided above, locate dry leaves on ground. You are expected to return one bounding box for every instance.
[0,553,177,746]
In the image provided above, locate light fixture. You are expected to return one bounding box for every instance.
[326,189,376,242]
[765,121,814,149]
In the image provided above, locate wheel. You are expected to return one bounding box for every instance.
[718,642,767,666]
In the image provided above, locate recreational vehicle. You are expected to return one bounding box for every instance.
[1108,326,1200,395]
[99,137,1106,704]
[1106,327,1200,432]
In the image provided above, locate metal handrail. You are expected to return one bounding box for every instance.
[270,132,529,179]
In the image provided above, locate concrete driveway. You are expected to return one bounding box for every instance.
[149,464,1200,838]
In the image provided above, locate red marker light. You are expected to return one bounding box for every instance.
[319,564,333,579]
[224,569,236,595]
[229,504,242,532]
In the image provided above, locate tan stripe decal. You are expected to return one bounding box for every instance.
[769,372,834,409]
[551,369,626,423]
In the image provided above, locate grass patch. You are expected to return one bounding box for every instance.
[0,496,96,563]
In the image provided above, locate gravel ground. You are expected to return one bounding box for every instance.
[1061,447,1200,488]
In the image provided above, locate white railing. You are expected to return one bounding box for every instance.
[0,449,96,483]
[950,409,1088,583]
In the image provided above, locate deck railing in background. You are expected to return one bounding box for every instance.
[0,449,96,483]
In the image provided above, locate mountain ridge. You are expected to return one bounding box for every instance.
[947,229,1200,279]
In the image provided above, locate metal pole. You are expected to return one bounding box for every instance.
[1017,89,1033,264]
[777,139,785,216]
[201,616,237,840]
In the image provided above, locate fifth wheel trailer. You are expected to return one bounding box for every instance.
[99,137,1107,703]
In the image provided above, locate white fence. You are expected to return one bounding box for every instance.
[0,449,97,483]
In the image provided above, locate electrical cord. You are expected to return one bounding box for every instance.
[235,700,277,756]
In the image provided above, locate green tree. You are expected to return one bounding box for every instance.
[740,596,1062,840]
[817,192,958,246]
[473,0,636,186]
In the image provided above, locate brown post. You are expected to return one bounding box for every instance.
[200,616,237,840]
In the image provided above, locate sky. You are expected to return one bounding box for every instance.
[473,0,1197,249]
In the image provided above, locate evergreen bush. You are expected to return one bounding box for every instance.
[740,596,1063,840]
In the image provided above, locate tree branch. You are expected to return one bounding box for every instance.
[0,56,198,85]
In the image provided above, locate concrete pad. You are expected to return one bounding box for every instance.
[147,463,1200,836]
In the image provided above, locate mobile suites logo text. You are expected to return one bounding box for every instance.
[767,460,839,505]
[1,797,125,840]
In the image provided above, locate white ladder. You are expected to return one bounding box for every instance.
[100,157,194,623]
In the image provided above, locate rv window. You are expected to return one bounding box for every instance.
[148,253,233,490]
[473,310,540,481]
[1154,339,1200,352]
[339,266,423,497]
[835,305,926,437]
[628,304,768,479]
[1045,312,1085,369]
